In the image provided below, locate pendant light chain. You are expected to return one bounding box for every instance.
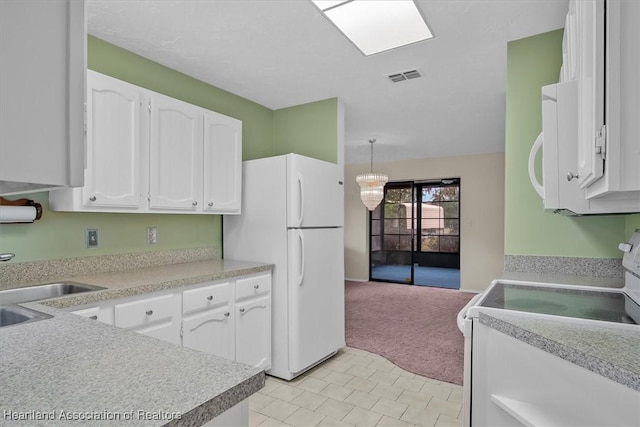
[369,139,374,172]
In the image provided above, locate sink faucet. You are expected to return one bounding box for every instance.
[0,253,15,262]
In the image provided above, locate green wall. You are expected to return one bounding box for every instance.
[504,30,631,258]
[273,98,339,163]
[0,36,339,263]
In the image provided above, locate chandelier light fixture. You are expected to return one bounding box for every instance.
[356,139,388,211]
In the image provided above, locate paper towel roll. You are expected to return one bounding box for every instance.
[0,206,38,223]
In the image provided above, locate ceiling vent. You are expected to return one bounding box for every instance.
[388,69,421,83]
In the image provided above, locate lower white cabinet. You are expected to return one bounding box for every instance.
[181,274,272,370]
[234,274,272,370]
[182,307,235,361]
[181,281,234,360]
[68,272,272,370]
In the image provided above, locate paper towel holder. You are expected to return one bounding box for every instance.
[0,197,43,223]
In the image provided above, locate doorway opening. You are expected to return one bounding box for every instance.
[369,179,460,289]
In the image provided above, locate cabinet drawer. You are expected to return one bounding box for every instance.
[236,274,271,301]
[71,306,114,325]
[115,294,176,329]
[183,282,231,314]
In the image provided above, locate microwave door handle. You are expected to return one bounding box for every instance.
[528,132,545,199]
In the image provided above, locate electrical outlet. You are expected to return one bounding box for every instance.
[147,227,157,245]
[86,229,99,248]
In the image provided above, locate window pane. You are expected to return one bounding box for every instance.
[422,187,440,202]
[421,201,441,232]
[384,219,401,234]
[399,235,412,250]
[371,203,382,219]
[384,235,399,250]
[440,186,459,201]
[386,187,412,203]
[440,236,459,253]
[421,236,439,252]
[443,219,459,235]
[371,236,382,251]
[371,219,381,235]
[384,203,405,219]
[442,201,459,219]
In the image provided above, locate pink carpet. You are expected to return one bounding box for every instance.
[345,280,475,385]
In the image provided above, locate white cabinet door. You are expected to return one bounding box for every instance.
[235,295,271,370]
[149,93,203,211]
[182,307,235,361]
[575,0,605,188]
[83,71,144,208]
[585,0,640,200]
[203,111,242,214]
[0,0,85,196]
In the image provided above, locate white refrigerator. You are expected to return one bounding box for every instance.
[223,153,345,380]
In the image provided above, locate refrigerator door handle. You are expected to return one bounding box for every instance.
[297,229,305,287]
[297,173,305,227]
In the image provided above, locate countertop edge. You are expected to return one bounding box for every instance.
[478,312,640,392]
[169,371,265,427]
[38,262,273,310]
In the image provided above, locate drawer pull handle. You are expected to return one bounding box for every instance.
[239,308,245,313]
[208,202,213,207]
[206,295,214,301]
[89,315,98,320]
[192,201,198,206]
[89,196,97,202]
[146,310,153,316]
[254,284,259,289]
[224,312,230,317]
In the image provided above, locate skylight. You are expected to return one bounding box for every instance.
[311,0,433,56]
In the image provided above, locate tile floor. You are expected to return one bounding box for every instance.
[249,347,464,427]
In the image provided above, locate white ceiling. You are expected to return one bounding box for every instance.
[87,0,568,165]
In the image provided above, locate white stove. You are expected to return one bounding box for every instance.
[457,231,640,426]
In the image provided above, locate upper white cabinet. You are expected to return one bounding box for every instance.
[585,0,640,200]
[571,0,640,201]
[83,71,144,208]
[149,93,204,211]
[203,111,243,213]
[50,71,242,215]
[574,0,605,189]
[0,0,85,196]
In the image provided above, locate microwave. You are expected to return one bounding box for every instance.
[528,81,639,215]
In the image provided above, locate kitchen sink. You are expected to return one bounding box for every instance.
[0,282,106,305]
[0,305,52,328]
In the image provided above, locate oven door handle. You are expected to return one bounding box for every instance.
[457,293,483,333]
